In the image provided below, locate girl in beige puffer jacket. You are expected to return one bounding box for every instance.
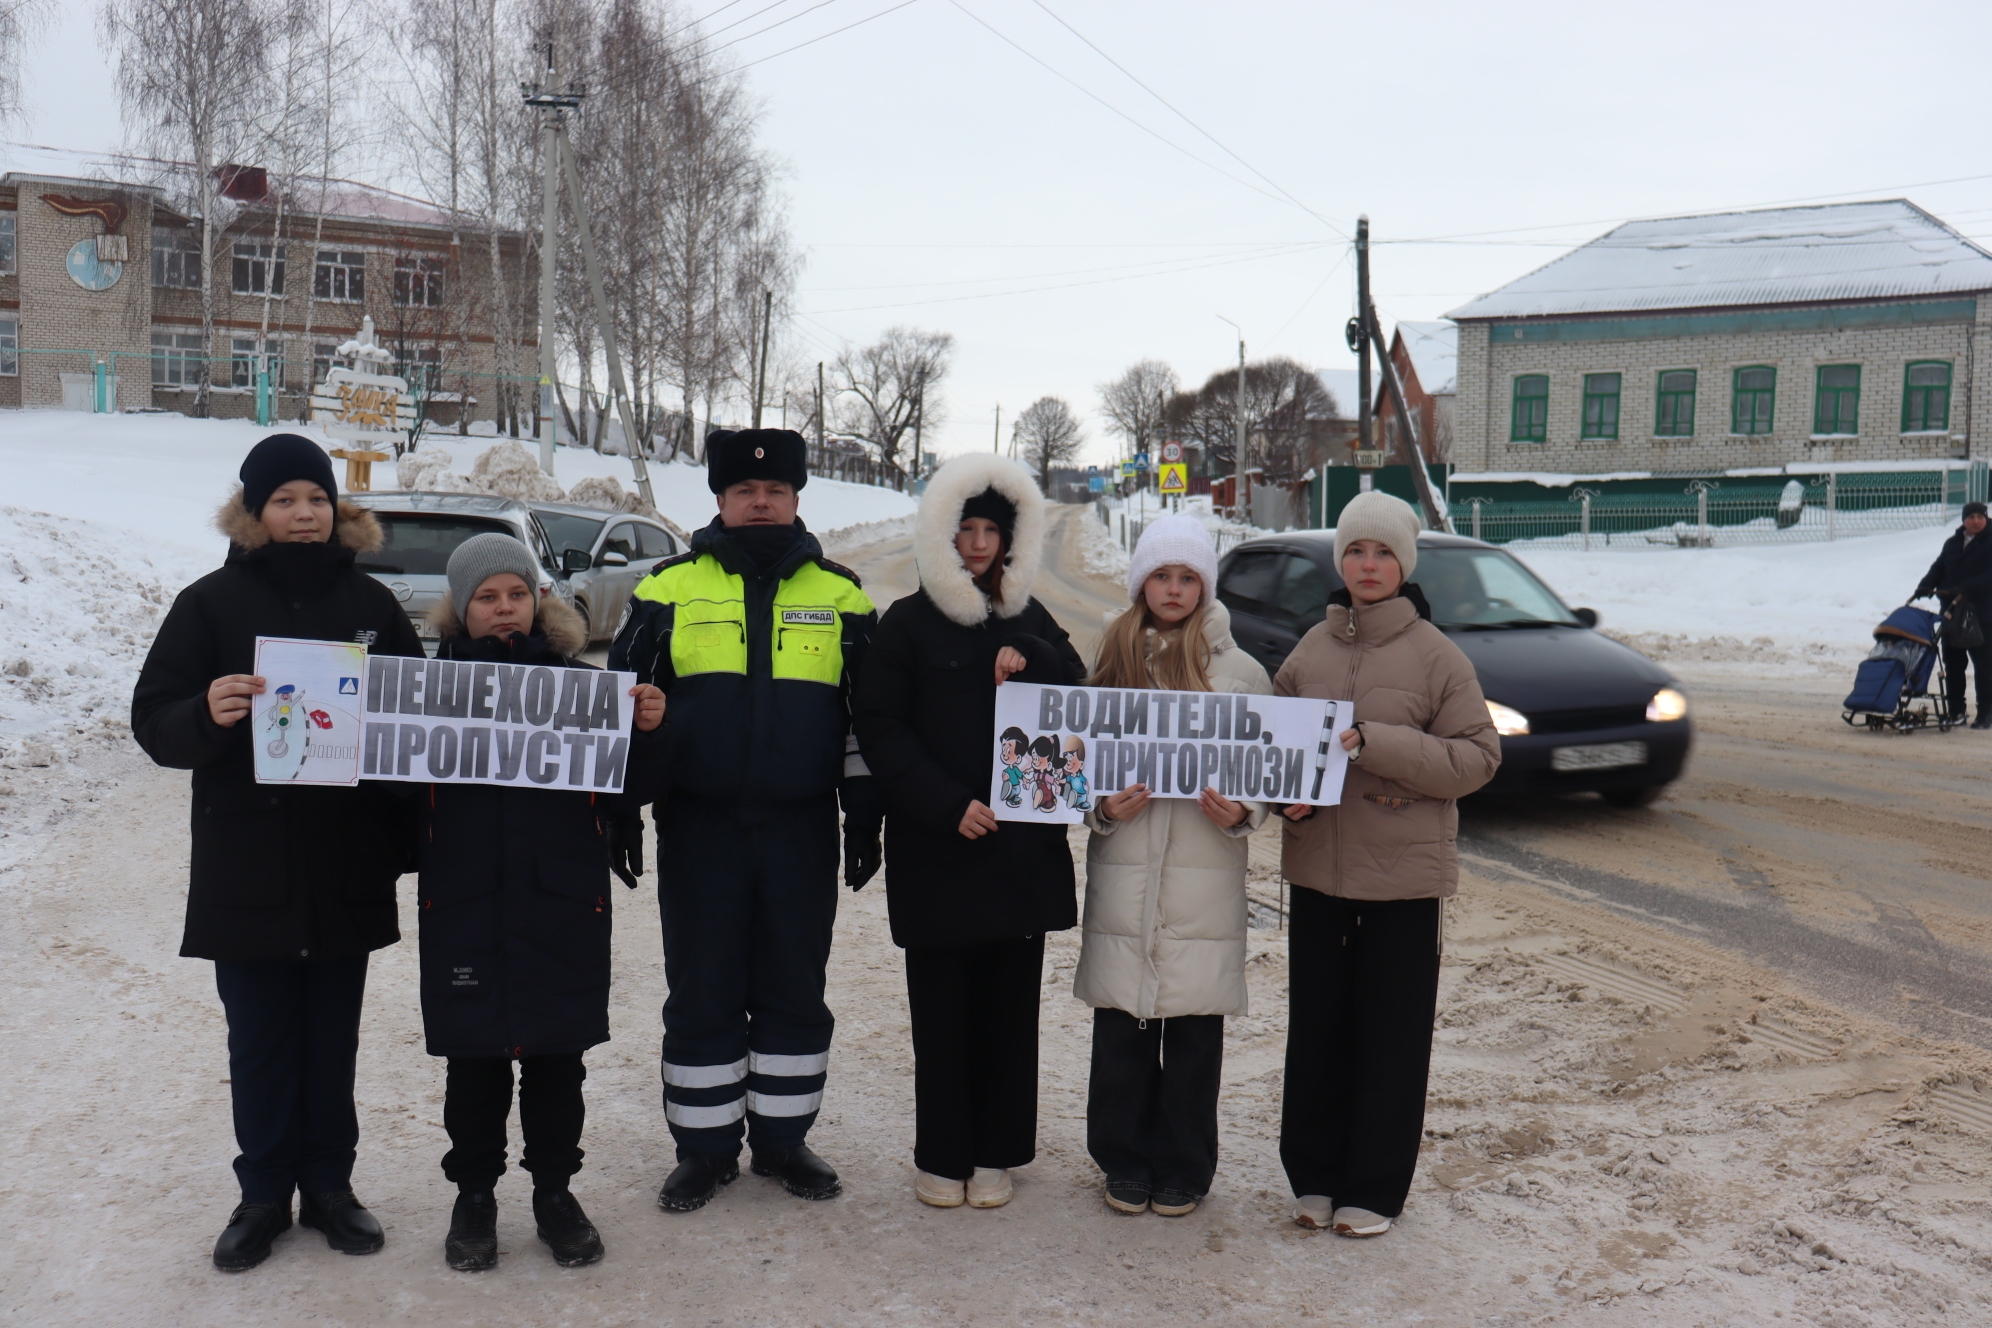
[1075,515,1271,1219]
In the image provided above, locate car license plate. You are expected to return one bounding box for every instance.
[416,620,440,639]
[1551,741,1647,772]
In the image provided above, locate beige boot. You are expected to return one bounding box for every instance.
[915,1171,965,1208]
[1293,1195,1331,1229]
[965,1168,1013,1208]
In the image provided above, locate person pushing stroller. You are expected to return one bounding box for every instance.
[1913,500,1992,729]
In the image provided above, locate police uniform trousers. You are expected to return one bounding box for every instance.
[656,792,840,1159]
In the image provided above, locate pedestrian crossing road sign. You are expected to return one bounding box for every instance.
[1158,463,1188,495]
[1119,461,1137,478]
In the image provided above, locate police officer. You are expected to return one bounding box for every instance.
[609,428,881,1210]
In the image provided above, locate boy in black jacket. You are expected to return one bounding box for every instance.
[417,534,665,1270]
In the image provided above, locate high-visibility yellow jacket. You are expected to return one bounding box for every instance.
[609,519,876,803]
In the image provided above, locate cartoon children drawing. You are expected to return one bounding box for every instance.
[1028,734,1062,812]
[1059,736,1091,811]
[999,725,1030,808]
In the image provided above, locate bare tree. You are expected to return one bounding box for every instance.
[1013,395,1084,494]
[101,0,279,416]
[0,1,56,127]
[1166,357,1336,479]
[1097,358,1178,462]
[832,326,953,476]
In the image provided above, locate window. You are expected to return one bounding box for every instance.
[1732,365,1776,435]
[313,250,364,302]
[1654,369,1696,437]
[394,255,446,307]
[0,317,16,376]
[636,524,677,560]
[393,344,441,390]
[600,523,639,563]
[152,226,200,288]
[0,214,15,275]
[231,242,285,295]
[230,337,286,389]
[151,330,205,386]
[1813,364,1860,436]
[534,511,606,560]
[1903,361,1953,433]
[1581,373,1621,440]
[311,341,342,384]
[1274,555,1328,625]
[1510,374,1548,442]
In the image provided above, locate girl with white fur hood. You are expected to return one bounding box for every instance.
[1074,514,1271,1219]
[851,455,1085,1212]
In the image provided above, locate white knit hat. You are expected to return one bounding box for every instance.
[1127,513,1219,603]
[1333,491,1421,579]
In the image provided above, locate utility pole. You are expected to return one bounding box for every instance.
[529,43,570,479]
[1352,215,1450,532]
[752,287,772,428]
[911,368,926,477]
[1352,214,1372,463]
[525,54,656,507]
[815,361,826,450]
[992,403,1000,453]
[1218,315,1246,507]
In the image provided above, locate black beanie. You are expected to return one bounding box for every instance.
[240,433,338,515]
[960,487,1017,544]
[707,428,809,494]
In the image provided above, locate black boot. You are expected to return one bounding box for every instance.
[444,1189,498,1272]
[299,1188,385,1255]
[534,1188,604,1267]
[212,1200,292,1272]
[751,1144,842,1200]
[1974,712,1992,730]
[657,1155,739,1212]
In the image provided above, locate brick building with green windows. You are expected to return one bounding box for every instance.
[1447,200,1992,472]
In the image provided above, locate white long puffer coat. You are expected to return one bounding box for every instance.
[1072,601,1272,1019]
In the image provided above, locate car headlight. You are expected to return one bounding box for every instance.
[1485,700,1530,736]
[1646,687,1688,723]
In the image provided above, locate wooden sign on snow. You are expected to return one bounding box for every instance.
[310,315,417,448]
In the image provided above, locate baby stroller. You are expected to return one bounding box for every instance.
[1842,600,1957,732]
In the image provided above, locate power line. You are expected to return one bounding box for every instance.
[1027,0,1346,240]
[1262,246,1354,352]
[732,0,920,73]
[944,1,1298,215]
[807,239,1327,249]
[798,241,1328,293]
[705,0,848,55]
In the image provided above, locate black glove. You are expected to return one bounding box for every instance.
[844,822,882,891]
[606,812,645,890]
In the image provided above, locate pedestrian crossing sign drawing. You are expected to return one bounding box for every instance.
[1158,462,1188,495]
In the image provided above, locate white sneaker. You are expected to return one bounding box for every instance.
[1332,1205,1391,1237]
[965,1167,1013,1208]
[915,1171,965,1207]
[1293,1195,1331,1229]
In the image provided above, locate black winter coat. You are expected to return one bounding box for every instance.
[131,499,426,963]
[851,590,1084,949]
[415,596,667,1059]
[1917,525,1992,618]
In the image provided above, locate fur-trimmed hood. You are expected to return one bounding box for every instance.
[426,591,591,659]
[215,485,384,554]
[914,454,1046,628]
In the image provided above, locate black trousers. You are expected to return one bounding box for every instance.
[440,1053,587,1189]
[1942,637,1992,712]
[213,955,369,1205]
[657,795,840,1160]
[1087,1008,1225,1201]
[903,934,1045,1180]
[1279,891,1442,1217]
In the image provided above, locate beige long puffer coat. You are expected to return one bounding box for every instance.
[1275,592,1500,901]
[1072,601,1273,1020]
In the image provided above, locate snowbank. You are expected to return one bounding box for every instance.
[1514,525,1954,654]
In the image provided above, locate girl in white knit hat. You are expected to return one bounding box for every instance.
[1073,513,1272,1218]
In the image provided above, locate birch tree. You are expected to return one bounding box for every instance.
[0,0,56,127]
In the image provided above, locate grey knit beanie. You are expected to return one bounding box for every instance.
[448,532,542,614]
[1333,491,1421,580]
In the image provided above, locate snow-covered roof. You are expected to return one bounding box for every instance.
[1445,200,1992,320]
[0,141,471,231]
[1395,321,1457,394]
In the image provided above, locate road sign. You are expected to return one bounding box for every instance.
[1161,441,1182,463]
[1119,461,1137,478]
[1158,463,1188,495]
[1133,451,1151,471]
[1088,474,1105,493]
[1353,449,1387,469]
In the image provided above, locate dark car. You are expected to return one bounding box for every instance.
[1217,530,1691,806]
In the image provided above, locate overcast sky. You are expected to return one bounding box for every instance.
[26,0,1992,465]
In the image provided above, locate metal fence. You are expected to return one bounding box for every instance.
[1096,501,1251,557]
[1450,466,1987,550]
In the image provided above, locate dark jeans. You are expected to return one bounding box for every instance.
[903,934,1045,1181]
[213,955,369,1205]
[1279,891,1442,1217]
[1942,637,1992,713]
[441,1053,587,1190]
[1086,1008,1224,1201]
[657,795,840,1160]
